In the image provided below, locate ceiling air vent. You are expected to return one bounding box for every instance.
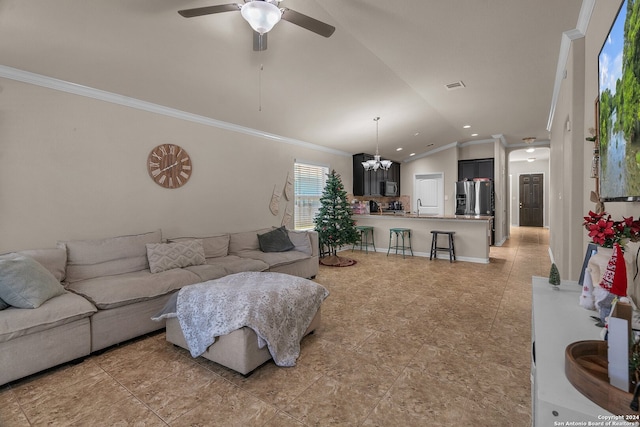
[445,81,466,91]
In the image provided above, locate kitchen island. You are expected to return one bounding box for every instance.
[352,213,493,263]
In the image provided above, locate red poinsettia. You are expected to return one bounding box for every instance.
[583,211,640,248]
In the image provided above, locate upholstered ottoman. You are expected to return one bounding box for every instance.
[166,309,321,375]
[158,271,328,375]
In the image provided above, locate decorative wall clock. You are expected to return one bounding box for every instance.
[147,144,192,188]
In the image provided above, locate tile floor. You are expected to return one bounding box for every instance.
[0,226,549,426]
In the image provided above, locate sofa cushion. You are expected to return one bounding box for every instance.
[0,254,66,309]
[146,240,206,274]
[229,228,274,254]
[169,235,230,259]
[258,227,295,253]
[183,264,228,282]
[60,230,162,283]
[66,268,201,310]
[185,255,270,281]
[0,291,96,344]
[287,230,313,256]
[235,249,310,269]
[16,247,67,282]
[206,256,269,274]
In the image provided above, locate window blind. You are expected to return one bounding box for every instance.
[294,162,328,230]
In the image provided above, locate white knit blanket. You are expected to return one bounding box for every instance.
[174,272,329,366]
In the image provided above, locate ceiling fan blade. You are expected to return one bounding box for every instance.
[178,4,240,18]
[281,8,335,38]
[253,31,267,51]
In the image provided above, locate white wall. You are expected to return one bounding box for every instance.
[494,139,507,245]
[401,145,458,216]
[459,140,494,161]
[0,78,352,252]
[582,0,640,231]
[549,0,640,280]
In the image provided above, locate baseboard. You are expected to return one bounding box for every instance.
[348,248,489,264]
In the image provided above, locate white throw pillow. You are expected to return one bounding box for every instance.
[146,240,206,274]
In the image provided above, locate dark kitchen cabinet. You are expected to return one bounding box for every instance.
[353,153,373,196]
[353,153,399,196]
[458,158,494,181]
[388,162,401,188]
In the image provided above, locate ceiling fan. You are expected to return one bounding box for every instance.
[178,0,336,51]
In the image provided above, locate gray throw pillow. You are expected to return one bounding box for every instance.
[258,227,295,253]
[287,230,313,256]
[0,254,65,309]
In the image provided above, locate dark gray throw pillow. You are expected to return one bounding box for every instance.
[258,226,295,253]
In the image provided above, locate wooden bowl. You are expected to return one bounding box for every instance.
[565,340,638,416]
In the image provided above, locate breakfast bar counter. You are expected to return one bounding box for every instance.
[352,213,493,263]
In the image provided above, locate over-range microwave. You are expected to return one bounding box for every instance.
[381,181,398,196]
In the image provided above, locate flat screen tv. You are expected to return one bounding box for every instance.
[598,0,640,202]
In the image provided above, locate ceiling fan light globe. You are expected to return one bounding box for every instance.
[241,1,282,34]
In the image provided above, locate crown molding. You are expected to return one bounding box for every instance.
[0,65,351,158]
[547,0,595,131]
[403,141,458,162]
[491,134,507,147]
[460,138,496,147]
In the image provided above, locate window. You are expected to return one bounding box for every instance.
[294,162,329,230]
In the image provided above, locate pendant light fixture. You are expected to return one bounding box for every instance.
[241,0,282,35]
[362,117,393,171]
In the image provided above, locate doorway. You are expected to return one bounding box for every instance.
[519,174,544,227]
[414,173,444,215]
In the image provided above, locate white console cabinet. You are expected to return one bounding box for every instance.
[531,276,616,425]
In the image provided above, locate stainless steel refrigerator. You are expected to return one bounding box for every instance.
[455,180,493,215]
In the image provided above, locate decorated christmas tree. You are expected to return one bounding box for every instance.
[314,169,359,266]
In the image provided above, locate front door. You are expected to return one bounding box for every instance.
[519,174,544,227]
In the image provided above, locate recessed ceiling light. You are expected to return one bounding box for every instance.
[527,158,536,162]
[526,147,535,153]
[471,133,478,137]
[414,132,420,136]
[463,125,471,129]
[409,153,415,156]
[396,147,403,151]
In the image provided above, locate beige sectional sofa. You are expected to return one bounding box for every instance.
[0,227,319,385]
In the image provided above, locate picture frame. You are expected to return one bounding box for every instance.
[578,243,599,286]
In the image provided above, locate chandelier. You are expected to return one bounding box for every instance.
[240,0,283,34]
[362,117,393,171]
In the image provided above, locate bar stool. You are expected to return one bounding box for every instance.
[430,230,456,262]
[387,228,413,258]
[352,225,376,253]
